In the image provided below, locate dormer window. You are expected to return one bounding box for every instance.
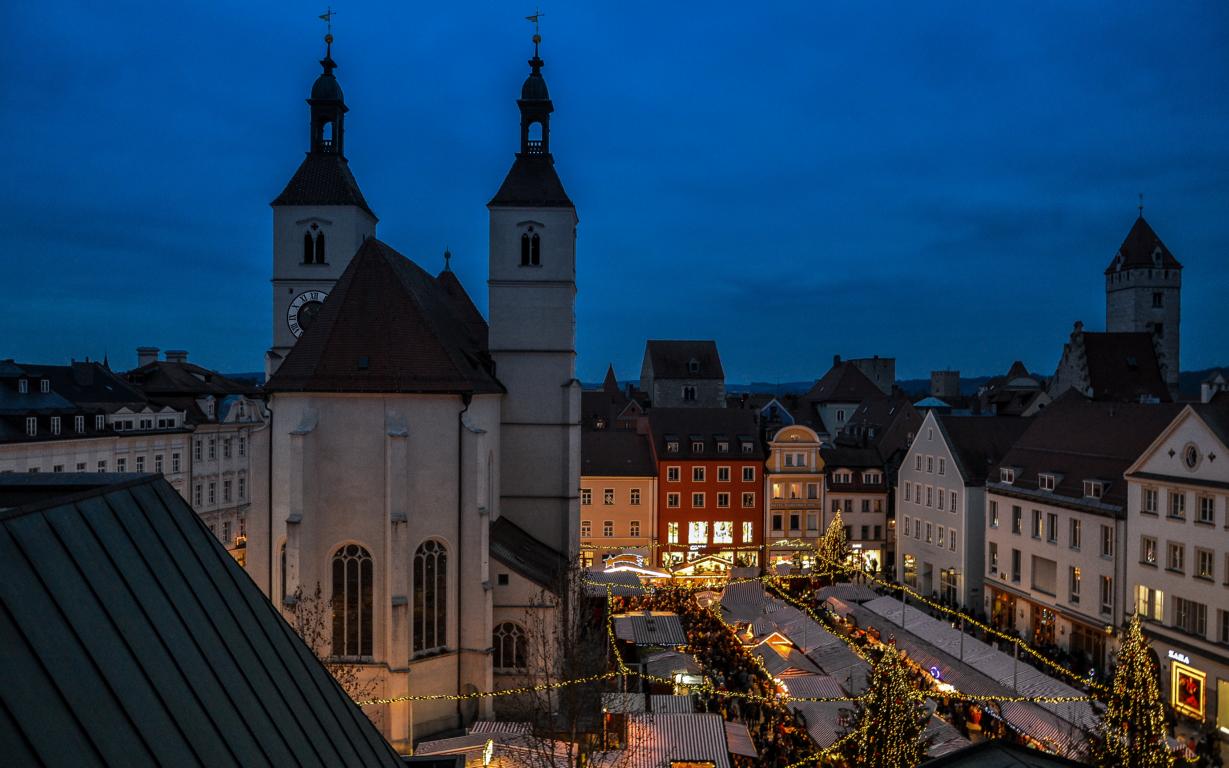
[691,440,704,453]
[717,440,729,454]
[95,415,105,430]
[25,417,37,436]
[740,441,754,454]
[836,409,846,424]
[1000,468,1016,484]
[17,379,27,394]
[666,440,679,454]
[688,358,700,374]
[833,470,852,484]
[863,471,882,485]
[39,379,50,394]
[1039,473,1056,492]
[1083,480,1105,500]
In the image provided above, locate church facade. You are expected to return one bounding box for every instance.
[246,36,578,752]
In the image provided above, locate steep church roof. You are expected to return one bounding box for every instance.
[643,340,725,380]
[266,238,502,395]
[805,361,883,404]
[1104,216,1181,274]
[272,153,376,218]
[0,473,402,768]
[488,155,574,208]
[1080,331,1170,403]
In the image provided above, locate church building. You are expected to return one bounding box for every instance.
[247,32,579,752]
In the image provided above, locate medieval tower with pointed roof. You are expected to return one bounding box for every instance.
[1105,215,1182,394]
[247,33,580,753]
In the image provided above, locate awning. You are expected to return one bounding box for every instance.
[724,721,758,758]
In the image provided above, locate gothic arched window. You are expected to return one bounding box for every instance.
[413,539,448,653]
[530,233,541,266]
[493,622,526,671]
[520,233,531,266]
[331,543,373,657]
[314,231,326,264]
[303,232,314,264]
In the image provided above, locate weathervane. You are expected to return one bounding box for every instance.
[319,7,336,50]
[526,7,544,52]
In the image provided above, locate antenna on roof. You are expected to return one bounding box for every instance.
[443,247,452,272]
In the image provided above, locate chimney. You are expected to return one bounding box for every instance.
[165,350,188,364]
[136,347,159,367]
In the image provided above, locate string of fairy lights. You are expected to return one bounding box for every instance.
[356,563,1102,710]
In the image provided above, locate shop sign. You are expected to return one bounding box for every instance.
[929,666,942,681]
[1167,649,1191,665]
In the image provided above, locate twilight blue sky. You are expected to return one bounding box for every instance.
[4,1,1227,383]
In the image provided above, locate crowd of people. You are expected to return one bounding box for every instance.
[645,585,817,767]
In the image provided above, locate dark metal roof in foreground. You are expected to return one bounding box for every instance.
[0,473,402,768]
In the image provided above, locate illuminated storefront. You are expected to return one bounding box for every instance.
[1170,651,1206,720]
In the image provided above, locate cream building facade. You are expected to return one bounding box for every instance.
[1123,397,1229,732]
[764,424,825,570]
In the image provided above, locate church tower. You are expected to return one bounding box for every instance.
[267,34,376,380]
[488,35,581,558]
[1105,213,1182,394]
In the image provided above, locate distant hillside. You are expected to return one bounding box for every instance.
[585,366,1227,402]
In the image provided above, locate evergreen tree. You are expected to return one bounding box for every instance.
[843,644,929,768]
[1093,614,1174,768]
[817,509,852,580]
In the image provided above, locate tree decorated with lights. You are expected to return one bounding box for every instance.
[816,508,852,581]
[1092,613,1174,768]
[842,643,929,768]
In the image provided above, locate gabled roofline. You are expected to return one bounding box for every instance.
[1122,404,1207,477]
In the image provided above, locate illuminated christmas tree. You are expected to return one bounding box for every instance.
[816,508,852,581]
[1092,613,1174,768]
[843,643,929,768]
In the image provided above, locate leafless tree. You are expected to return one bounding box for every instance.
[286,582,381,726]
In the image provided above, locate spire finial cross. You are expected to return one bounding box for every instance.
[1138,192,1144,218]
[525,8,544,54]
[319,7,335,37]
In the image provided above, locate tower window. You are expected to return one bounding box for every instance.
[413,539,448,654]
[520,233,530,266]
[530,233,541,265]
[1153,322,1164,338]
[527,121,544,154]
[314,231,325,263]
[1152,291,1163,308]
[303,232,313,264]
[330,544,373,658]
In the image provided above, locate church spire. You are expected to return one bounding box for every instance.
[308,31,347,156]
[517,22,553,157]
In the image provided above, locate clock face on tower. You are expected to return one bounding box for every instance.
[287,290,328,338]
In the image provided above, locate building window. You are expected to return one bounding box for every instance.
[691,440,704,453]
[630,520,640,537]
[172,452,181,473]
[116,457,126,472]
[222,521,232,543]
[1195,548,1214,581]
[1069,566,1081,603]
[1174,597,1207,637]
[717,492,730,508]
[717,441,729,454]
[1141,536,1157,566]
[1083,480,1104,499]
[1011,549,1021,582]
[51,417,63,435]
[713,521,733,544]
[95,414,105,430]
[603,520,614,537]
[1039,473,1055,491]
[1168,541,1185,573]
[915,455,922,471]
[603,488,614,505]
[208,438,217,460]
[667,493,680,508]
[937,526,945,548]
[1031,509,1042,539]
[238,475,246,500]
[1000,468,1015,484]
[413,540,447,653]
[1011,505,1022,534]
[39,379,49,393]
[861,499,871,513]
[74,462,85,471]
[1137,585,1164,620]
[223,479,232,503]
[682,386,697,402]
[938,458,945,476]
[742,521,753,543]
[193,484,202,506]
[223,438,232,459]
[1197,496,1214,524]
[926,487,933,507]
[332,544,374,657]
[17,379,27,394]
[691,492,705,508]
[1069,518,1081,551]
[717,466,731,482]
[688,521,708,544]
[493,622,526,672]
[580,520,591,537]
[97,460,106,472]
[903,517,911,537]
[925,522,933,543]
[667,522,678,543]
[238,436,246,456]
[154,455,163,474]
[692,467,705,482]
[1100,525,1113,558]
[904,483,912,502]
[667,466,680,482]
[989,501,998,528]
[1153,291,1164,308]
[742,466,755,482]
[1219,610,1229,645]
[25,417,36,436]
[207,482,215,505]
[771,513,784,531]
[194,439,202,461]
[1143,488,1158,514]
[1046,512,1057,543]
[630,488,640,505]
[937,490,946,511]
[1099,575,1113,615]
[988,542,998,574]
[581,488,592,505]
[741,492,755,508]
[1169,491,1186,519]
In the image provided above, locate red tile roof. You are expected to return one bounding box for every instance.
[265,238,502,395]
[1104,216,1181,274]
